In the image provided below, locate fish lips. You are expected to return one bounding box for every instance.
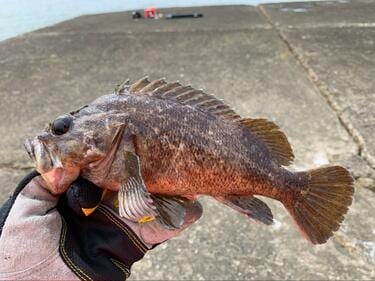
[24,138,36,161]
[24,138,54,172]
[24,138,67,193]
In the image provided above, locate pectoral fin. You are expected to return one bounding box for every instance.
[118,176,157,221]
[216,195,274,225]
[119,151,189,229]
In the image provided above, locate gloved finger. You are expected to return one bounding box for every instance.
[99,190,203,246]
[68,180,203,246]
[181,199,203,226]
[138,199,203,245]
[65,177,105,217]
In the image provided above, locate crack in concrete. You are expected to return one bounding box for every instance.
[258,4,375,255]
[258,5,375,172]
[333,232,363,260]
[280,22,375,30]
[0,164,33,173]
[20,26,273,39]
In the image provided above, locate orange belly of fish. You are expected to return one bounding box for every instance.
[144,167,253,197]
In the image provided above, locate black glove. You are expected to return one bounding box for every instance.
[0,171,202,280]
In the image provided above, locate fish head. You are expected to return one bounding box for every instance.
[24,111,117,194]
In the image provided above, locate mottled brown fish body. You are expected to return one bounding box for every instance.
[109,83,352,244]
[116,94,284,198]
[26,77,354,245]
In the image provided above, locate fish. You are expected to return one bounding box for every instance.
[24,77,354,244]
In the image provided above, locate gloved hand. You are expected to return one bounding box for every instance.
[0,171,202,280]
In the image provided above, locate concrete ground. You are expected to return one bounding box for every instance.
[0,1,374,280]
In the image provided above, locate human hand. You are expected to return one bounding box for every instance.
[0,171,202,280]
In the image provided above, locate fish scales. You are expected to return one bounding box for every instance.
[108,93,282,197]
[25,77,354,245]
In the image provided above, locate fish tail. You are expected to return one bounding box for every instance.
[283,166,354,244]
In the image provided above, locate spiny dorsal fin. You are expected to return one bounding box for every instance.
[127,77,241,121]
[115,79,130,95]
[240,118,294,166]
[139,78,167,94]
[130,77,150,93]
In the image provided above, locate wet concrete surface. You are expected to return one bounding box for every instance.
[261,0,375,27]
[0,2,374,280]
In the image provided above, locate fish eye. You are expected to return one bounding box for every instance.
[52,117,72,136]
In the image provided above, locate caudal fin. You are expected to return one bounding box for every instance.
[285,166,354,244]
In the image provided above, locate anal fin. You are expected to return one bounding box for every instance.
[216,195,274,225]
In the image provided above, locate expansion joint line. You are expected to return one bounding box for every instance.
[257,5,375,170]
[0,164,33,173]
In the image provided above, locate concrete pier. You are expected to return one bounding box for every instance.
[0,1,374,279]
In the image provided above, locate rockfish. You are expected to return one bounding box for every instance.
[24,77,354,244]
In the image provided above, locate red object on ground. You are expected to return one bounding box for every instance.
[144,7,157,19]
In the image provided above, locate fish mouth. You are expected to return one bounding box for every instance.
[24,138,53,172]
[24,138,66,190]
[24,138,36,161]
